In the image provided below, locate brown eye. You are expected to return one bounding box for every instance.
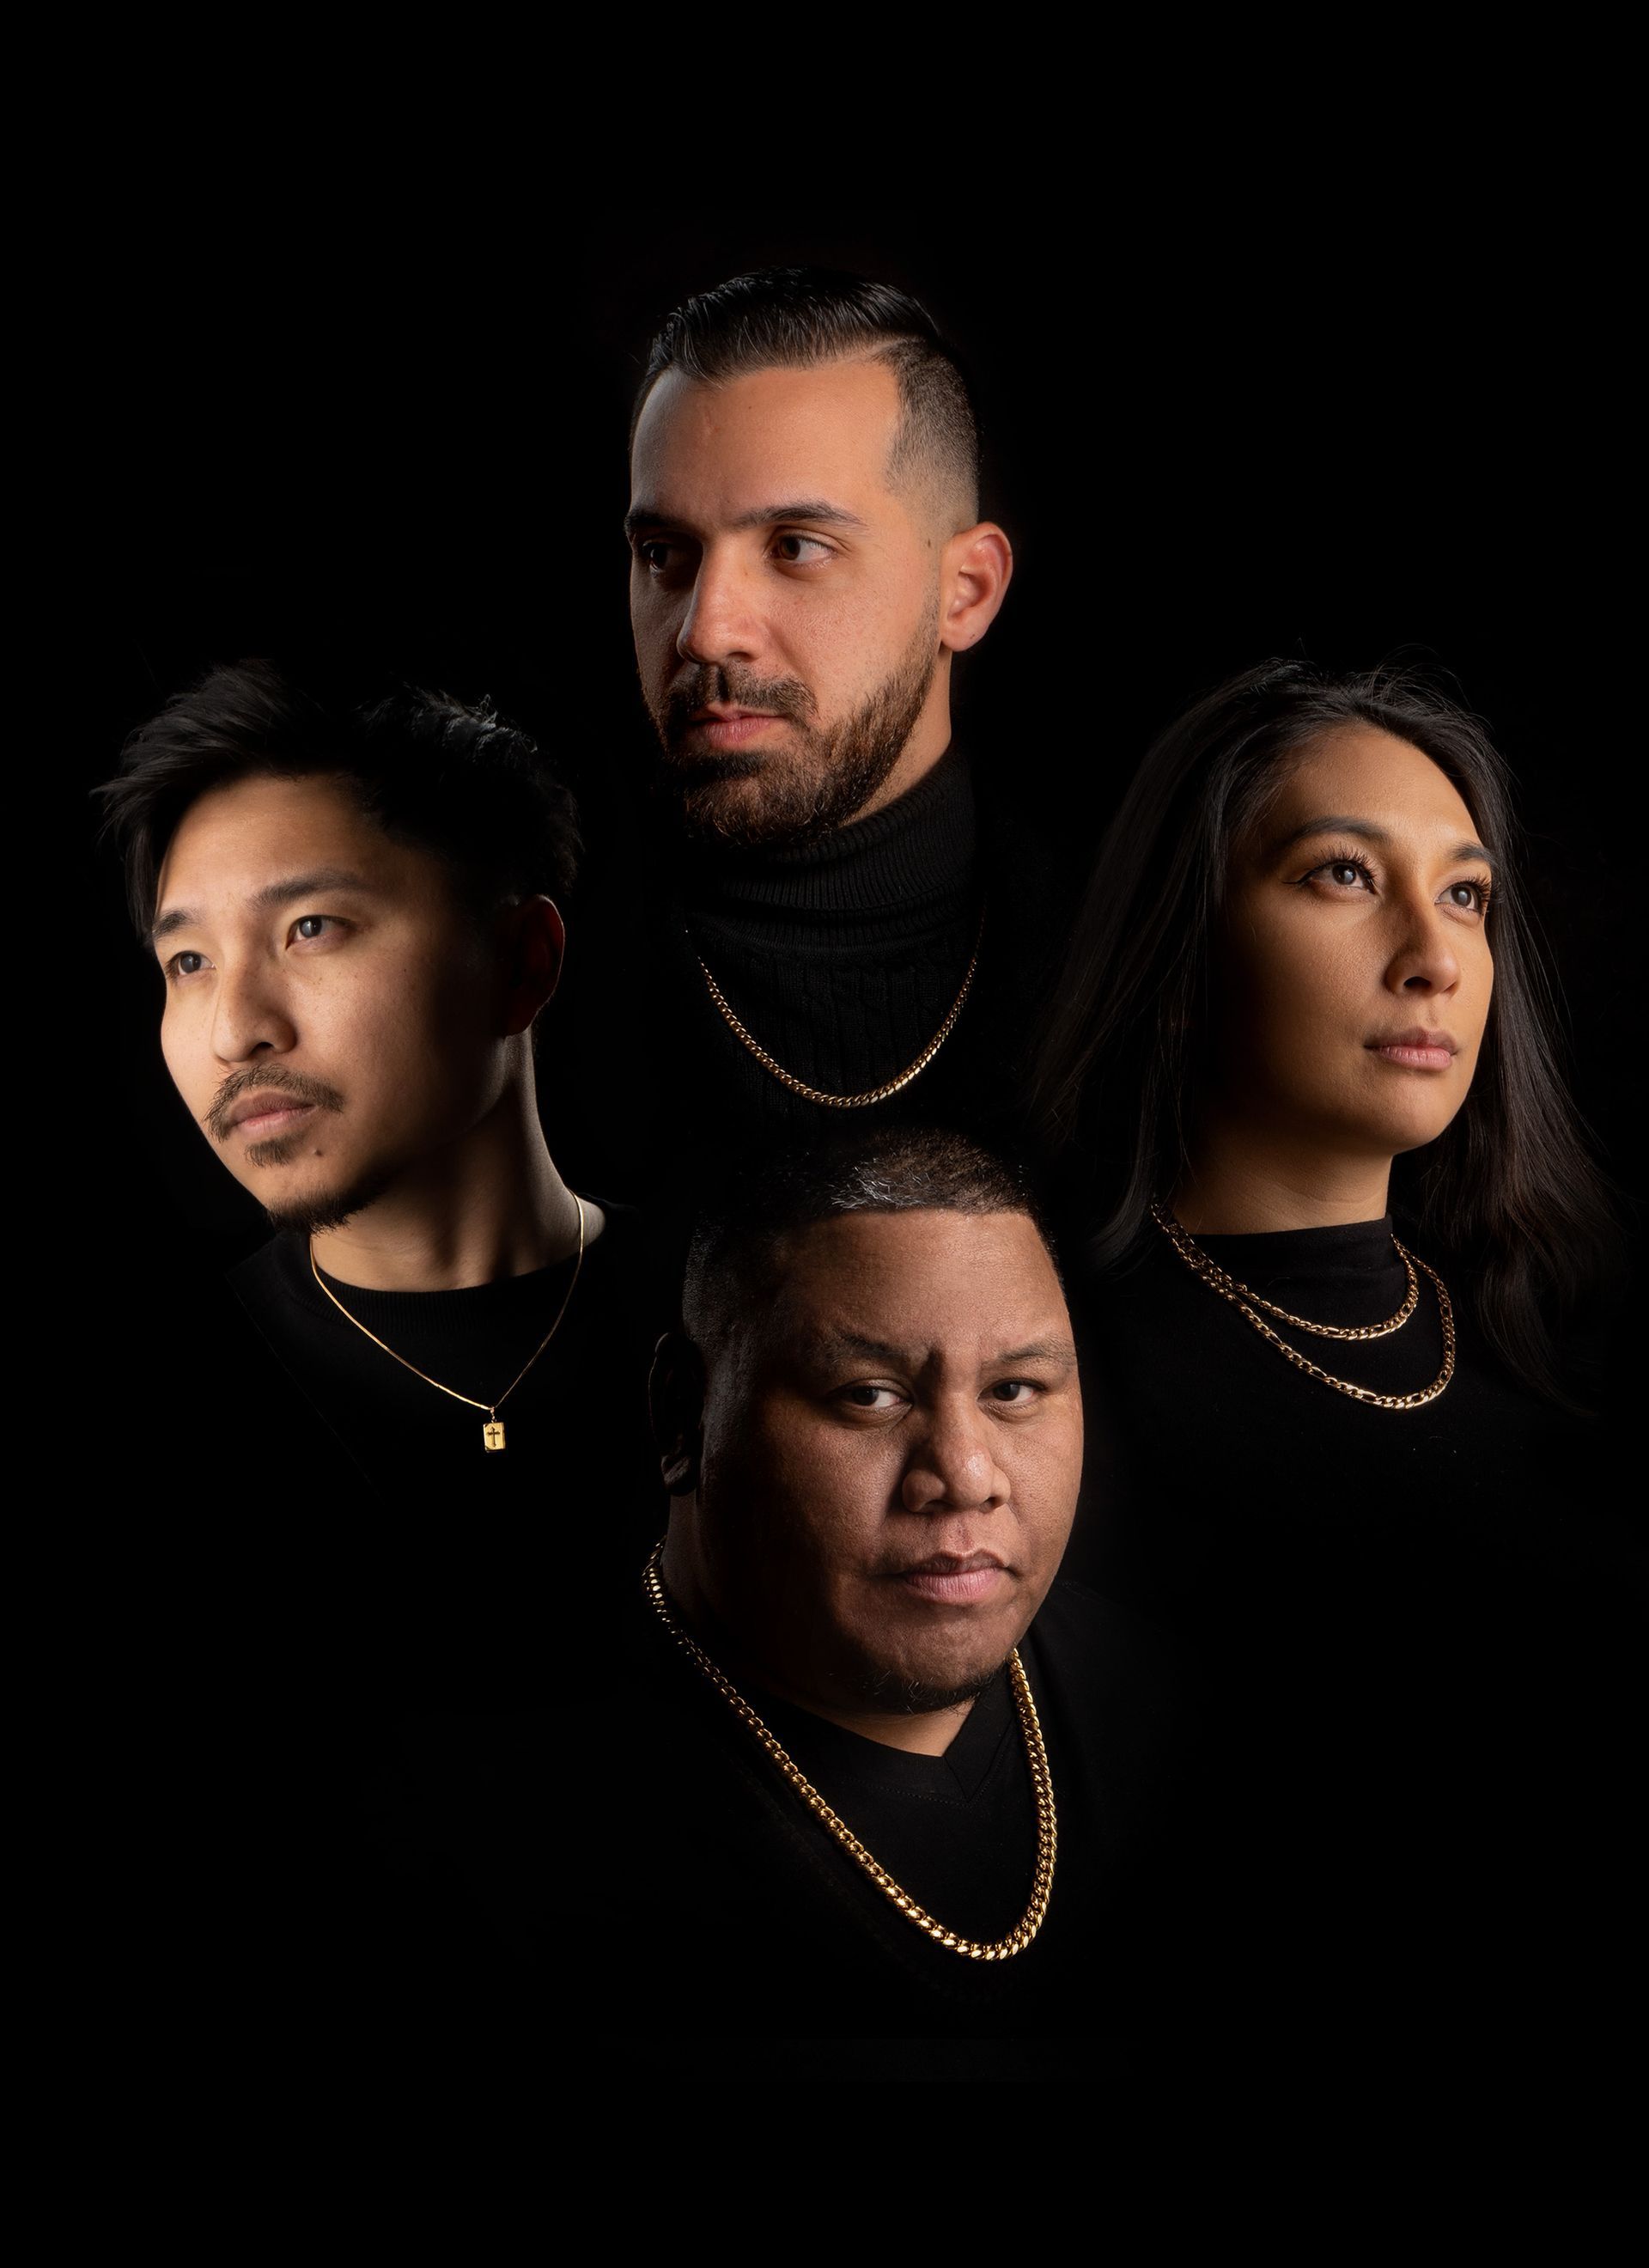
[1445,881,1485,911]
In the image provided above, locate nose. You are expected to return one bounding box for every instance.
[1384,898,1462,998]
[900,1396,1011,1518]
[676,546,762,669]
[210,956,298,1066]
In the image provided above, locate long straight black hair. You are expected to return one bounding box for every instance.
[1028,659,1615,1404]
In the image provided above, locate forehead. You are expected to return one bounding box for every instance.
[630,359,904,517]
[1267,725,1478,842]
[767,1208,1067,1350]
[155,772,423,918]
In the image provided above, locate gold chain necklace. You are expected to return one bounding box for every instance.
[642,1542,1056,1961]
[693,905,986,1109]
[307,1196,586,1452]
[1149,1200,1455,1412]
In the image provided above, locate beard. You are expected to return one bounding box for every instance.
[855,1655,1009,1715]
[259,1158,398,1238]
[647,604,940,851]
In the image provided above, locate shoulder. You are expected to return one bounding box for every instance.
[228,1230,314,1315]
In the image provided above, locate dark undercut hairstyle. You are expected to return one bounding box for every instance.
[98,658,581,939]
[1028,658,1616,1406]
[634,266,981,527]
[683,1125,1053,1349]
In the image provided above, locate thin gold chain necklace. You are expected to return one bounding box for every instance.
[642,1542,1056,1962]
[307,1196,586,1452]
[693,904,986,1109]
[1149,1200,1455,1412]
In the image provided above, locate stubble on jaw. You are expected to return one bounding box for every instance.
[648,603,940,853]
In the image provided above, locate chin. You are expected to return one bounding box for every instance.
[258,1161,395,1236]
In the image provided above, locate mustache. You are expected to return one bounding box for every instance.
[204,1067,345,1143]
[660,664,817,747]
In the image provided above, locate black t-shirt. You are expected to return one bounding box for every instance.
[580,1577,1196,2055]
[227,1200,662,1526]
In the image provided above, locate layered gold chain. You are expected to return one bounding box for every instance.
[642,1543,1056,1961]
[1149,1201,1455,1412]
[693,905,986,1109]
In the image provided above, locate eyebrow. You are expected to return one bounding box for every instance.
[1268,815,1494,865]
[624,497,868,540]
[804,1326,1077,1373]
[150,868,375,947]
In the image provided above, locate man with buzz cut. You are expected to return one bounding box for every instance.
[97,662,661,1558]
[584,1126,1194,2064]
[618,267,1069,1193]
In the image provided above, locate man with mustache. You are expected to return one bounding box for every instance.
[590,1126,1190,2058]
[98,661,659,1538]
[619,267,1066,1192]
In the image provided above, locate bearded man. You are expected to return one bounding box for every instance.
[620,267,1067,1185]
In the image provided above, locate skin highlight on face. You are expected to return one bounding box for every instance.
[660,1208,1082,1757]
[152,771,581,1287]
[628,358,1011,850]
[1178,725,1496,1235]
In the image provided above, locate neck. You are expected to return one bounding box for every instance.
[854,678,954,821]
[660,1516,972,1759]
[310,1074,591,1291]
[1175,1114,1392,1235]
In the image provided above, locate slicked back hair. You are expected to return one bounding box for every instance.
[98,659,581,940]
[633,266,981,528]
[683,1126,1053,1349]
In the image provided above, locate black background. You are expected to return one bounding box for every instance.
[88,210,1637,1277]
[81,216,1637,2003]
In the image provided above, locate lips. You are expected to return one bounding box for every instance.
[1367,1027,1460,1072]
[225,1094,317,1137]
[686,707,784,747]
[205,1071,344,1145]
[893,1550,1008,1606]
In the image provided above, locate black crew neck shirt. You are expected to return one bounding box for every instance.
[227,1201,666,1552]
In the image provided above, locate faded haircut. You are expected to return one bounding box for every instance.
[683,1126,1054,1345]
[633,265,981,527]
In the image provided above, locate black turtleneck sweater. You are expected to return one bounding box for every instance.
[642,751,1066,1195]
[1068,1218,1643,2033]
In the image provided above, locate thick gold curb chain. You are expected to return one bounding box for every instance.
[694,905,986,1110]
[642,1543,1056,1961]
[1149,1201,1456,1412]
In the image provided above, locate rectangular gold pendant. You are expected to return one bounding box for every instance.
[483,1419,507,1452]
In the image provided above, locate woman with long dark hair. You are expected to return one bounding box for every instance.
[1031,658,1637,2029]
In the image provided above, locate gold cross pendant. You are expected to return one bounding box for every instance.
[483,1418,507,1452]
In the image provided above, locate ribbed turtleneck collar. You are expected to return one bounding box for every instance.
[685,746,977,924]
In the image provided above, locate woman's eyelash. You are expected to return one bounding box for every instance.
[1300,844,1375,885]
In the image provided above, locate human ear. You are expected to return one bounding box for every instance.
[939,522,1013,653]
[502,895,567,1037]
[648,1331,706,1497]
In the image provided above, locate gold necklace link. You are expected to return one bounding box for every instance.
[1151,1205,1420,1341]
[1149,1202,1456,1412]
[694,905,986,1110]
[642,1543,1056,1961]
[307,1195,586,1424]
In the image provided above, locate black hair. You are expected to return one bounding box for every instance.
[634,265,980,525]
[1028,657,1614,1405]
[683,1125,1052,1346]
[97,658,581,938]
